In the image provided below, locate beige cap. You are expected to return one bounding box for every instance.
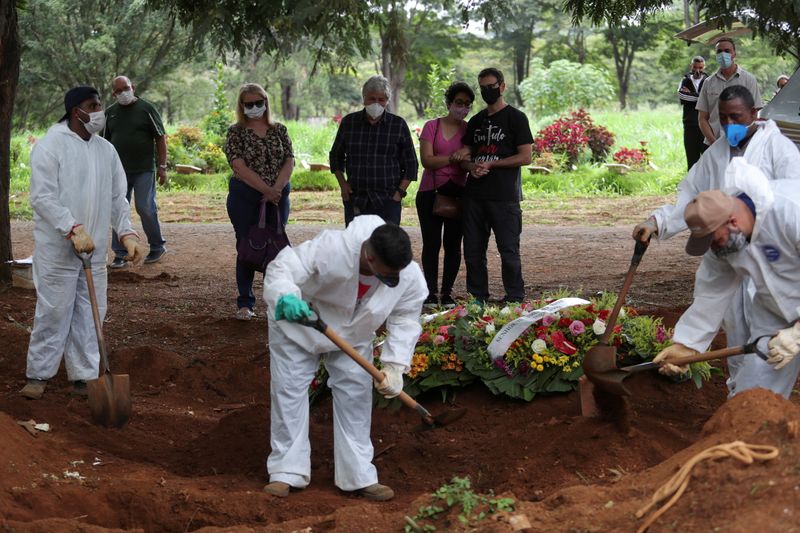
[683,190,735,256]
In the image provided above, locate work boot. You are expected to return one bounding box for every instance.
[20,379,47,400]
[354,483,394,501]
[71,380,88,398]
[144,249,167,264]
[263,481,291,498]
[109,257,128,269]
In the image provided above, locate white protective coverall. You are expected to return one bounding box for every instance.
[27,121,135,382]
[673,159,800,398]
[263,215,427,491]
[649,120,800,382]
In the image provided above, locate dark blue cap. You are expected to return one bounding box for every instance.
[60,86,100,122]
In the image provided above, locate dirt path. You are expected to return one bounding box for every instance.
[4,218,792,532]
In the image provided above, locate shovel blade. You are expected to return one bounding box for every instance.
[412,407,467,433]
[87,372,131,428]
[582,344,633,397]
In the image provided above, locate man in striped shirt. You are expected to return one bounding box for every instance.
[678,56,708,170]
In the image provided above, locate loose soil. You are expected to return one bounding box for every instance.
[2,217,798,532]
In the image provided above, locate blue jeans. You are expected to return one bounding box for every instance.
[227,178,291,310]
[343,194,401,227]
[112,170,166,257]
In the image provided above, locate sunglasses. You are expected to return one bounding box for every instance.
[243,99,265,110]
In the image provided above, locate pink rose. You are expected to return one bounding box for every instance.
[433,335,446,345]
[542,314,556,326]
[438,325,450,335]
[569,320,585,336]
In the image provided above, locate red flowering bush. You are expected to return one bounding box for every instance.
[533,117,588,165]
[613,141,651,168]
[533,110,615,166]
[569,109,615,163]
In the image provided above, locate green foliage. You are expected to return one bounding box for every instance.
[202,63,232,138]
[15,0,193,129]
[404,476,515,532]
[424,65,456,119]
[291,170,338,191]
[520,58,615,117]
[166,172,228,192]
[166,126,227,173]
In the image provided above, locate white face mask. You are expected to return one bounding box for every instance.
[244,104,266,119]
[365,102,385,119]
[116,89,135,106]
[79,109,106,134]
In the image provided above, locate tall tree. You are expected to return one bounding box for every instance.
[0,0,21,284]
[15,0,193,129]
[602,16,675,109]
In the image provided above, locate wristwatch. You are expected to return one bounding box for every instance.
[395,187,407,198]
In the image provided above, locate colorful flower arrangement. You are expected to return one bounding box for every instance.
[310,293,713,404]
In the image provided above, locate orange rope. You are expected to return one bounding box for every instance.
[635,440,779,533]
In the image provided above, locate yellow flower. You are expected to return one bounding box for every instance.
[536,364,544,372]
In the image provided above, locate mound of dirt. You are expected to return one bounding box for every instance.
[506,388,800,532]
[108,271,175,284]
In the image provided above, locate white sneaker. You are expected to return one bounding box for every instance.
[235,308,255,321]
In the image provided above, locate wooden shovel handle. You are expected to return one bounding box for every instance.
[76,252,111,374]
[322,326,432,419]
[600,239,649,345]
[672,338,767,365]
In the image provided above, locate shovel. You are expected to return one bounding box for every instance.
[617,336,770,377]
[296,310,466,431]
[77,252,131,428]
[582,239,649,397]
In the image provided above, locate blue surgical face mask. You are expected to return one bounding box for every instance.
[722,122,752,147]
[716,51,733,69]
[374,272,400,287]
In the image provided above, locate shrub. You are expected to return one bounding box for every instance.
[519,58,615,117]
[197,142,228,173]
[613,141,651,167]
[533,117,588,165]
[569,109,615,163]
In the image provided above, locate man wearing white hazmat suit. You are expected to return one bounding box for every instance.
[631,85,800,397]
[262,216,427,500]
[653,159,800,398]
[21,86,146,400]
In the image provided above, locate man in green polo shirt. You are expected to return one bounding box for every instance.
[104,75,168,267]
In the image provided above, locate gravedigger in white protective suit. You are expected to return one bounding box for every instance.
[632,85,800,398]
[653,159,800,398]
[20,87,146,400]
[262,215,427,501]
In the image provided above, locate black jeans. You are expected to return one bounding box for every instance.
[683,123,708,170]
[415,189,463,298]
[227,177,291,310]
[461,197,524,302]
[343,193,402,226]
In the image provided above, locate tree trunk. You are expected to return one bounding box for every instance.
[0,0,21,284]
[280,82,298,121]
[683,0,691,29]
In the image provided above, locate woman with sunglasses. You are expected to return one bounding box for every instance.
[416,81,475,308]
[224,83,295,321]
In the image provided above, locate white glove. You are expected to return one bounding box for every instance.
[374,362,405,399]
[767,322,800,370]
[632,217,658,242]
[652,343,696,377]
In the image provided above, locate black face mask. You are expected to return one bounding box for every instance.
[480,85,501,105]
[374,272,400,287]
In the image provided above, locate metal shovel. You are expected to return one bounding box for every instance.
[77,252,131,428]
[582,239,649,396]
[296,311,466,431]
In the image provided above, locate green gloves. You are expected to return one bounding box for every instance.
[275,294,312,322]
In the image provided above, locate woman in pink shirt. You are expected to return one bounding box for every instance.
[416,82,474,307]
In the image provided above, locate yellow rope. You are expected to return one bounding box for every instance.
[635,440,779,533]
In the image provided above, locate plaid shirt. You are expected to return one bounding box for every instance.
[329,110,418,209]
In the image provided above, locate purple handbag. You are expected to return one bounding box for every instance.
[236,202,290,273]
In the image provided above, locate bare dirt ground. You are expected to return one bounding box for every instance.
[1,202,798,532]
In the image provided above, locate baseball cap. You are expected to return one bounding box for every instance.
[683,190,736,256]
[60,86,100,122]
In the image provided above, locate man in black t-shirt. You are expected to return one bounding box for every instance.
[458,68,533,303]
